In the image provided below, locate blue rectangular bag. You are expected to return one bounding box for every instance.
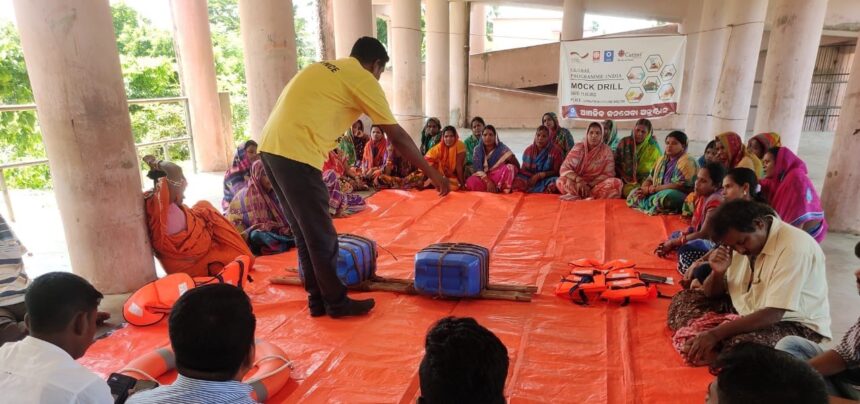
[414,243,489,298]
[299,234,377,286]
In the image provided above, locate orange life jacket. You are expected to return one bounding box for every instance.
[123,255,252,326]
[555,258,661,306]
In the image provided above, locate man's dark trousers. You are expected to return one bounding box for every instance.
[261,152,347,311]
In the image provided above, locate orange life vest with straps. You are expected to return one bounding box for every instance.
[123,255,252,326]
[555,258,662,306]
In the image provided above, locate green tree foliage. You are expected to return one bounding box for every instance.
[0,1,315,189]
[376,17,388,48]
[0,23,49,188]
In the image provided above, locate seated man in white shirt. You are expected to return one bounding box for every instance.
[127,284,258,404]
[0,272,113,404]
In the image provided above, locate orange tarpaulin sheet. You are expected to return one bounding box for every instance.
[81,190,712,403]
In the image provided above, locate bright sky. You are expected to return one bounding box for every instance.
[0,1,658,37]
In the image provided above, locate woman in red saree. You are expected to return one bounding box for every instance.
[557,122,622,200]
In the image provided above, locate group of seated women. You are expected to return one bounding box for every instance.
[652,132,834,371]
[148,113,829,277]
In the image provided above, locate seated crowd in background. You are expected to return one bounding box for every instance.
[211,112,831,265]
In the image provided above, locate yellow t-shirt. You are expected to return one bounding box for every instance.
[259,58,397,169]
[725,217,831,339]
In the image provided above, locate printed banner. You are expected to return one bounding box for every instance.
[559,35,686,121]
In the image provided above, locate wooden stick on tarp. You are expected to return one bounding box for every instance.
[270,273,534,303]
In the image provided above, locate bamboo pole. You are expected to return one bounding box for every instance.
[269,274,533,303]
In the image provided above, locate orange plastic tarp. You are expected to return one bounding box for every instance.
[82,190,712,403]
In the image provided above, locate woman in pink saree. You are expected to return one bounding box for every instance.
[556,122,622,200]
[465,125,520,193]
[761,147,827,242]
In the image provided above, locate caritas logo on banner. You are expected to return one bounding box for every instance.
[560,35,686,121]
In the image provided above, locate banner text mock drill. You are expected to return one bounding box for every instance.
[560,35,686,121]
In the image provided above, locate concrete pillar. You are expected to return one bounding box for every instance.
[426,0,450,123]
[391,0,423,142]
[13,0,155,293]
[170,0,230,172]
[238,0,298,142]
[449,1,470,127]
[822,49,860,233]
[677,0,703,129]
[318,0,336,60]
[469,2,487,55]
[684,0,731,141]
[753,0,828,151]
[710,0,767,136]
[333,0,373,59]
[561,0,585,41]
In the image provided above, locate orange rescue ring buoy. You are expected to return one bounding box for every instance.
[119,339,291,402]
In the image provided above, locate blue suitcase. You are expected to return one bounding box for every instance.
[299,234,377,286]
[414,243,489,297]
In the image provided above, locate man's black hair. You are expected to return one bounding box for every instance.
[25,272,103,334]
[701,162,726,188]
[709,342,827,404]
[350,36,389,65]
[418,317,509,404]
[169,284,256,381]
[709,199,775,241]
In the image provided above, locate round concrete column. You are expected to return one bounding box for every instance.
[426,0,450,123]
[752,0,828,151]
[710,0,767,136]
[391,0,423,142]
[238,0,298,142]
[318,0,336,60]
[469,2,487,55]
[677,0,703,129]
[449,1,470,127]
[170,0,231,172]
[13,0,156,292]
[561,0,585,41]
[333,0,373,59]
[822,50,860,233]
[684,0,730,141]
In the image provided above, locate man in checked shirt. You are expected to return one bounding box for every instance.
[777,241,860,400]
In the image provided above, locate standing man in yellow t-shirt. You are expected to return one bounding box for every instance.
[259,37,449,319]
